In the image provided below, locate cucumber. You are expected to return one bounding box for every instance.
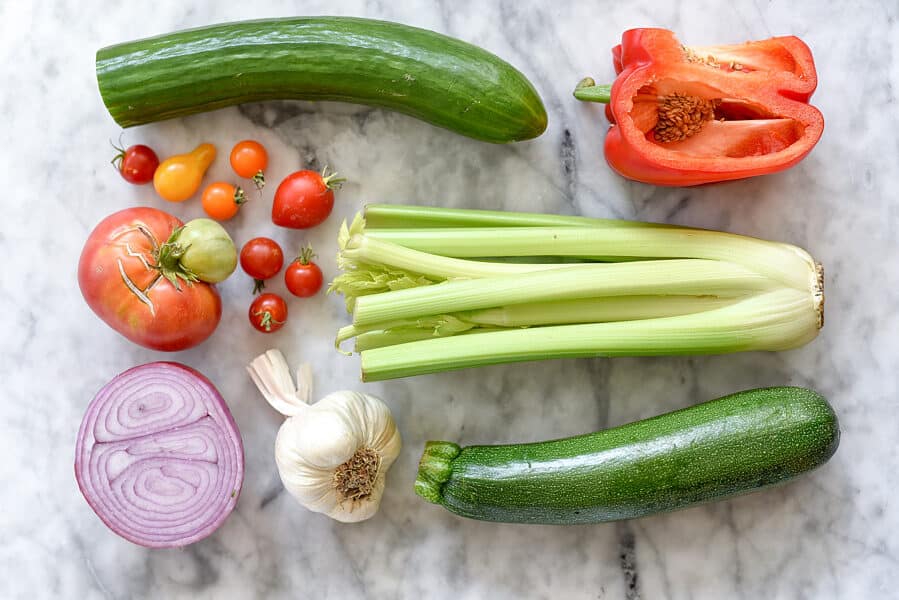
[415,387,839,524]
[96,17,547,143]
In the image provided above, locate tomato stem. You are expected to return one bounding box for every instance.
[321,165,346,190]
[253,170,265,191]
[573,78,612,103]
[234,186,247,205]
[297,244,316,265]
[253,279,266,294]
[154,227,199,290]
[254,310,283,332]
[109,137,126,170]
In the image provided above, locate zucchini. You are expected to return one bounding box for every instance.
[96,17,547,143]
[415,387,839,524]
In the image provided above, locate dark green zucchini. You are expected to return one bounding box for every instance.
[415,387,839,524]
[96,17,547,143]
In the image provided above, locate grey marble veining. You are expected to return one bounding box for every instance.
[1,1,897,598]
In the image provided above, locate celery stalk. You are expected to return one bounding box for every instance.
[351,259,778,327]
[465,296,738,327]
[359,289,820,381]
[354,326,492,352]
[363,203,674,229]
[341,296,734,350]
[365,227,816,290]
[341,234,575,279]
[354,329,440,352]
[336,315,476,349]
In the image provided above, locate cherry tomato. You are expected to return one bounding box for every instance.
[249,293,287,333]
[285,246,323,298]
[112,144,159,185]
[239,237,284,293]
[202,182,246,221]
[154,143,216,202]
[230,140,268,189]
[272,167,345,229]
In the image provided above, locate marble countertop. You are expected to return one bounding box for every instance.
[3,1,897,598]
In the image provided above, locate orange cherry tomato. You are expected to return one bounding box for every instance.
[202,182,246,221]
[153,143,217,202]
[230,140,268,189]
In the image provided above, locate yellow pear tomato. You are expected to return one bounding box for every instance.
[153,143,217,202]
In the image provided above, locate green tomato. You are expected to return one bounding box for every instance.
[177,218,237,283]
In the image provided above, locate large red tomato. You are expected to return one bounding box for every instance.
[78,207,222,351]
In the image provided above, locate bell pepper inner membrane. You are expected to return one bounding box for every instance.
[632,79,805,158]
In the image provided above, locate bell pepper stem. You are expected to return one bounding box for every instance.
[574,77,612,103]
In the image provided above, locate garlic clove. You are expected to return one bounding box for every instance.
[273,434,337,512]
[295,409,359,470]
[319,392,402,467]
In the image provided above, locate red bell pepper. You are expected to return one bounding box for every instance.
[574,28,824,186]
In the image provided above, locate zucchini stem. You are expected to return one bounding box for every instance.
[414,441,460,504]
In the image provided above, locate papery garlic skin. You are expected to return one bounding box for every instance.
[248,350,401,523]
[276,392,401,522]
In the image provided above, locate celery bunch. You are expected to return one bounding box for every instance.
[331,205,823,382]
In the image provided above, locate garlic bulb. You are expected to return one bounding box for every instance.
[247,350,401,522]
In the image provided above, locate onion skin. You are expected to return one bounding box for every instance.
[75,362,244,548]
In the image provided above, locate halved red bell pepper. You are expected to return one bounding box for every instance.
[574,28,824,186]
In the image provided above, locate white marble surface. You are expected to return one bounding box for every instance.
[2,1,897,598]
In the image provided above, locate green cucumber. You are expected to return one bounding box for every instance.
[415,387,839,524]
[96,17,547,143]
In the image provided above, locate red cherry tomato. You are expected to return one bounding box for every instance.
[230,140,268,189]
[285,246,323,298]
[272,167,345,229]
[249,293,287,333]
[112,144,160,185]
[239,237,284,293]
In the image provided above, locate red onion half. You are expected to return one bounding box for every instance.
[75,362,244,548]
